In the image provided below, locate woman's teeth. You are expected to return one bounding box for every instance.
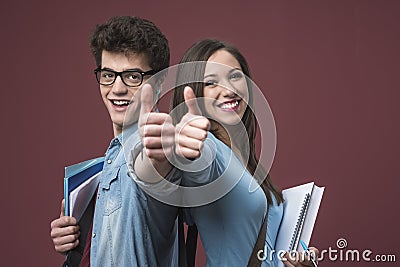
[220,100,239,109]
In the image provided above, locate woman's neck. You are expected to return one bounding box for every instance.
[211,121,247,164]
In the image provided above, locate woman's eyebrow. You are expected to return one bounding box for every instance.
[204,67,241,79]
[228,67,242,74]
[204,73,217,79]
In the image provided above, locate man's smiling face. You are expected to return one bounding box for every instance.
[99,50,152,136]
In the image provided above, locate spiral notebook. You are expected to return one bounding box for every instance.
[275,181,324,264]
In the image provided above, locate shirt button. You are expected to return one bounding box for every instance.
[92,233,96,238]
[107,159,112,164]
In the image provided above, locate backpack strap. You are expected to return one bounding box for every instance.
[247,208,269,267]
[186,224,198,267]
[178,209,188,267]
[183,208,269,267]
[178,207,198,267]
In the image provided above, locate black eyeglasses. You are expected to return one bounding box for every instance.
[94,68,156,87]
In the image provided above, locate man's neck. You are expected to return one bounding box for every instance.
[113,122,139,138]
[113,125,122,137]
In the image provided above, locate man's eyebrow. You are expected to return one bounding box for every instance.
[100,67,144,72]
[124,68,144,72]
[100,67,114,71]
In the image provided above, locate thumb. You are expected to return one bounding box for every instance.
[60,199,65,217]
[184,86,201,115]
[140,84,154,114]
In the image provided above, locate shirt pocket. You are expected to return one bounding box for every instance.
[103,169,122,216]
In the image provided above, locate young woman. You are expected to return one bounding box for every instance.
[171,39,318,267]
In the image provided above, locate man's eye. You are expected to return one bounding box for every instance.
[125,73,141,81]
[102,72,115,79]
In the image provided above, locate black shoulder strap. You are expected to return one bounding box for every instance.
[178,209,188,267]
[182,208,268,267]
[247,208,269,267]
[186,224,198,267]
[178,208,198,267]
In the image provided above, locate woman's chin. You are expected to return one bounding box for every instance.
[215,117,243,127]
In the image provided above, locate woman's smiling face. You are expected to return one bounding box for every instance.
[203,49,249,126]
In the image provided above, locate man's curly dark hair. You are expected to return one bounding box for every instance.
[90,16,170,72]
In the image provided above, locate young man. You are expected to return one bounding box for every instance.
[50,16,179,266]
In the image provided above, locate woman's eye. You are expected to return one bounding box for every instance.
[229,71,244,80]
[204,80,217,87]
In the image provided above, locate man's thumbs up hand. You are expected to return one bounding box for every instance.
[138,84,174,162]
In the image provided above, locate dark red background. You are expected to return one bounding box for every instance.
[1,0,399,266]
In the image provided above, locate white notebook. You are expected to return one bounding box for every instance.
[275,181,324,265]
[68,171,101,221]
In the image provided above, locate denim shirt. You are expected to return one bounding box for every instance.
[90,124,180,267]
[183,132,283,267]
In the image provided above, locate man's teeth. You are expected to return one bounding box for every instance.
[220,101,239,109]
[113,100,130,106]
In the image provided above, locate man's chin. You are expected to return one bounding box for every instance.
[111,112,138,125]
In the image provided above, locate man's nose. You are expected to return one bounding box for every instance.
[111,76,128,94]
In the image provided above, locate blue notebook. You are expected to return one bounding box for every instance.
[64,157,104,219]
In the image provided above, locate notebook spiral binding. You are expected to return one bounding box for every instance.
[289,193,311,251]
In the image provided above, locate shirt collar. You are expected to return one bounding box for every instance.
[100,123,140,189]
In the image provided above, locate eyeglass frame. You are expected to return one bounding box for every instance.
[94,67,156,87]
